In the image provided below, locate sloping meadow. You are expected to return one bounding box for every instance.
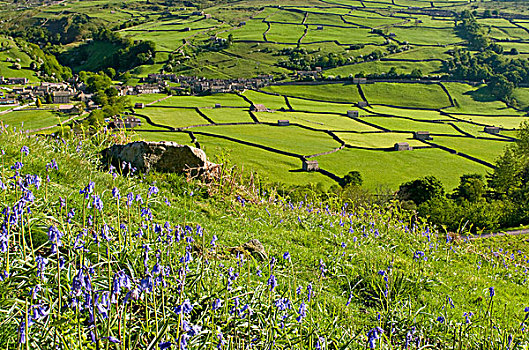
[0,127,527,348]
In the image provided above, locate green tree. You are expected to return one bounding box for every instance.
[341,171,363,187]
[453,174,485,202]
[397,176,445,205]
[35,97,42,108]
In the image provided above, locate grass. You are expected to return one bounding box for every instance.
[429,136,509,164]
[256,110,380,131]
[0,110,62,130]
[315,147,490,190]
[242,90,289,110]
[335,131,425,148]
[443,83,522,116]
[361,83,451,109]
[262,83,363,103]
[139,107,207,128]
[154,94,250,108]
[199,108,254,123]
[191,124,341,155]
[361,116,461,134]
[326,60,443,77]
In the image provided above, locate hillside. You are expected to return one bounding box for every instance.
[0,127,528,348]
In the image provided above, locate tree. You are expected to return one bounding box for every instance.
[35,97,42,108]
[45,93,53,104]
[397,176,445,205]
[489,75,514,101]
[341,171,363,187]
[453,174,485,202]
[410,68,422,79]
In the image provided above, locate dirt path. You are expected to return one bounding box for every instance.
[466,229,529,240]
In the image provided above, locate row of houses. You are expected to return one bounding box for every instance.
[145,74,274,94]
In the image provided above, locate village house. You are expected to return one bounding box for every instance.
[2,77,28,85]
[52,91,72,104]
[484,126,500,134]
[414,131,433,141]
[111,116,142,129]
[0,97,17,105]
[302,159,319,172]
[347,110,360,118]
[394,142,412,151]
[277,120,289,126]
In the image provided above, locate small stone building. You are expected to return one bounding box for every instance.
[316,25,324,30]
[112,116,142,129]
[302,159,319,172]
[347,110,360,118]
[414,131,432,141]
[394,142,412,151]
[215,103,221,108]
[135,103,145,109]
[251,104,268,112]
[484,126,500,134]
[358,101,368,107]
[277,120,289,126]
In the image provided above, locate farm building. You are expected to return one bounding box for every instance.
[484,126,500,134]
[358,101,368,107]
[135,103,145,109]
[414,131,432,141]
[215,103,221,108]
[316,25,324,30]
[277,120,289,126]
[302,159,319,172]
[3,77,28,85]
[394,142,412,151]
[57,105,79,114]
[353,77,367,84]
[111,116,142,129]
[347,110,360,118]
[251,104,269,112]
[52,91,71,104]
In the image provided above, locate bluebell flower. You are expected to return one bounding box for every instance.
[283,252,291,261]
[92,195,103,211]
[489,287,495,298]
[212,298,222,310]
[296,302,307,322]
[437,316,445,323]
[210,235,217,247]
[148,185,159,197]
[367,327,383,349]
[20,146,29,156]
[159,341,172,349]
[112,187,120,199]
[267,274,277,291]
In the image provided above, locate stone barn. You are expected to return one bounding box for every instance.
[277,120,289,126]
[484,126,500,134]
[135,103,145,109]
[358,101,368,107]
[251,104,269,112]
[414,131,432,141]
[112,116,142,129]
[302,159,319,172]
[347,110,360,118]
[215,103,221,108]
[394,142,412,151]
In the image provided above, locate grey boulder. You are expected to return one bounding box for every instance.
[101,141,211,174]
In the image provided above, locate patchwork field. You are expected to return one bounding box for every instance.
[119,80,525,190]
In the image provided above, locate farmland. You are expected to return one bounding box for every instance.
[1,0,529,191]
[131,79,526,190]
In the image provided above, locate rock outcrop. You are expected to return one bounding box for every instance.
[102,141,214,174]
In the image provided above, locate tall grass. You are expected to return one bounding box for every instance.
[0,125,527,349]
